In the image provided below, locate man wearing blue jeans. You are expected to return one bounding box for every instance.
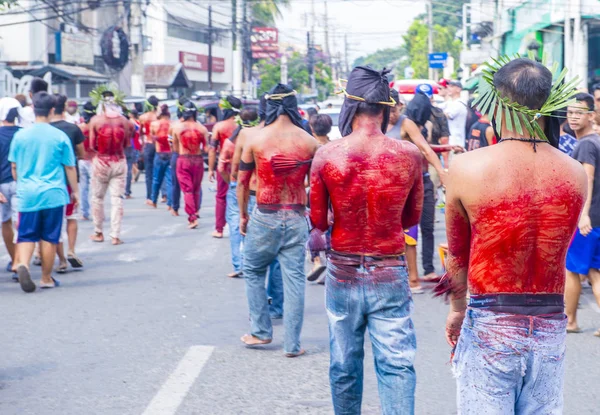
[310,66,424,414]
[238,84,318,357]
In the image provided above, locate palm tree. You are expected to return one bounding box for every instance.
[251,0,290,26]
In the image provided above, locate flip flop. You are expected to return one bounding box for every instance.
[67,255,84,269]
[241,334,272,346]
[411,286,425,295]
[5,260,12,273]
[307,265,326,282]
[594,329,600,337]
[32,256,42,266]
[285,349,306,358]
[567,327,583,334]
[40,277,60,289]
[11,273,18,283]
[55,264,68,274]
[228,271,243,278]
[17,265,35,293]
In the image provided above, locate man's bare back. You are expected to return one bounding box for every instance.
[242,117,317,206]
[172,120,208,156]
[447,142,587,295]
[89,115,132,160]
[311,131,423,256]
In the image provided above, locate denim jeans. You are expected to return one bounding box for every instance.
[171,152,181,212]
[226,183,242,272]
[243,208,308,354]
[78,159,92,219]
[326,257,416,415]
[143,143,155,200]
[125,147,139,197]
[248,195,284,318]
[452,309,567,415]
[151,153,172,205]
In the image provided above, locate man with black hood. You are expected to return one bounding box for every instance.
[237,84,317,357]
[310,66,423,414]
[140,95,160,204]
[231,95,284,318]
[208,95,242,238]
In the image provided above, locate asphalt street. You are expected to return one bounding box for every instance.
[0,177,599,415]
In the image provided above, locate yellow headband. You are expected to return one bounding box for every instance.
[265,90,297,100]
[335,79,397,107]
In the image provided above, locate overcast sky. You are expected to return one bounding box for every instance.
[275,0,426,63]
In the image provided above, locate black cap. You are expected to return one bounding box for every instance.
[448,80,463,89]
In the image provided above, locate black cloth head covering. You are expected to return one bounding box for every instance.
[82,101,96,124]
[338,66,392,137]
[264,84,304,129]
[181,100,197,121]
[222,95,242,120]
[406,92,432,128]
[259,94,267,121]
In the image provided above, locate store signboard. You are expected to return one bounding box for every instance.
[179,51,225,72]
[56,32,94,66]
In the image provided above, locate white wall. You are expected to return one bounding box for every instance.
[0,0,48,64]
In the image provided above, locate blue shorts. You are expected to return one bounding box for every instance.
[566,228,600,274]
[17,206,64,244]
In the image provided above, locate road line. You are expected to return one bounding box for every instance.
[142,345,215,415]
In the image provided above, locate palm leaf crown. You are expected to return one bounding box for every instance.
[472,54,580,142]
[89,84,125,108]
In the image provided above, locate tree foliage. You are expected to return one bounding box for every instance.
[251,0,290,27]
[257,52,334,101]
[402,19,461,79]
[352,46,408,79]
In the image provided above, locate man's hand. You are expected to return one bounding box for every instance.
[71,191,80,208]
[438,170,448,187]
[0,193,7,204]
[208,169,216,183]
[579,214,593,236]
[452,146,465,153]
[240,215,249,236]
[445,309,466,347]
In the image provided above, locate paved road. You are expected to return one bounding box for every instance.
[0,178,599,415]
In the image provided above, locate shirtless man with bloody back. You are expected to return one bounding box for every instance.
[89,90,134,245]
[171,101,208,229]
[310,66,423,414]
[237,84,318,357]
[442,58,587,414]
[139,96,159,204]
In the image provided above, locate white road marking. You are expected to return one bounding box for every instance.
[142,345,215,415]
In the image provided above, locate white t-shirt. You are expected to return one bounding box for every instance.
[445,99,468,147]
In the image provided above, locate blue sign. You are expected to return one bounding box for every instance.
[428,52,448,69]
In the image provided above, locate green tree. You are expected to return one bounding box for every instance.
[250,0,290,26]
[352,46,408,78]
[402,19,461,79]
[257,52,334,101]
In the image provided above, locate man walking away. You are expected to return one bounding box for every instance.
[238,84,318,357]
[564,92,600,337]
[310,66,424,414]
[88,87,133,245]
[149,105,172,209]
[10,92,79,292]
[441,57,586,414]
[0,98,22,275]
[51,94,85,271]
[140,96,160,204]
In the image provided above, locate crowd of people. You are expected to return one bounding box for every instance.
[2,54,600,414]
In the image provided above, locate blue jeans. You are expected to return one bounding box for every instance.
[171,152,181,212]
[226,183,242,273]
[452,309,567,415]
[243,208,308,354]
[326,257,416,415]
[151,153,172,205]
[125,147,139,197]
[248,195,284,318]
[78,159,92,219]
[143,143,155,200]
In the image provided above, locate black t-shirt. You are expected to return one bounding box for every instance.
[51,120,85,181]
[0,126,20,184]
[467,120,492,151]
[573,133,600,228]
[430,107,450,145]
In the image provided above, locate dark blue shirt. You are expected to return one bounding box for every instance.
[0,125,20,184]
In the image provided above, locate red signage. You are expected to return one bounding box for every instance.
[251,27,278,45]
[179,51,225,73]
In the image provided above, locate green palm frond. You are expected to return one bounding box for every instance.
[474,54,580,141]
[90,85,125,108]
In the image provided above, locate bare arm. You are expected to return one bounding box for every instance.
[403,118,447,184]
[237,139,255,235]
[171,126,180,155]
[11,163,16,181]
[309,150,330,232]
[65,165,79,206]
[75,143,85,159]
[579,163,595,236]
[231,132,245,181]
[485,126,496,146]
[208,124,220,182]
[88,119,97,153]
[444,162,471,347]
[401,158,424,228]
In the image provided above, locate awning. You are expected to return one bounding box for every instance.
[144,63,191,89]
[28,64,109,82]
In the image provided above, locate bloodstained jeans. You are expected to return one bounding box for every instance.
[176,155,203,223]
[92,158,126,239]
[124,147,139,197]
[215,172,228,233]
[452,308,567,415]
[143,143,155,200]
[226,182,243,272]
[243,208,308,354]
[151,153,172,206]
[326,255,416,415]
[171,152,181,212]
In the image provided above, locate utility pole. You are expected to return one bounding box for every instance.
[310,0,316,92]
[281,55,288,85]
[208,4,213,90]
[130,0,145,97]
[307,31,315,91]
[428,0,434,80]
[233,0,243,95]
[324,0,330,66]
[344,33,349,76]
